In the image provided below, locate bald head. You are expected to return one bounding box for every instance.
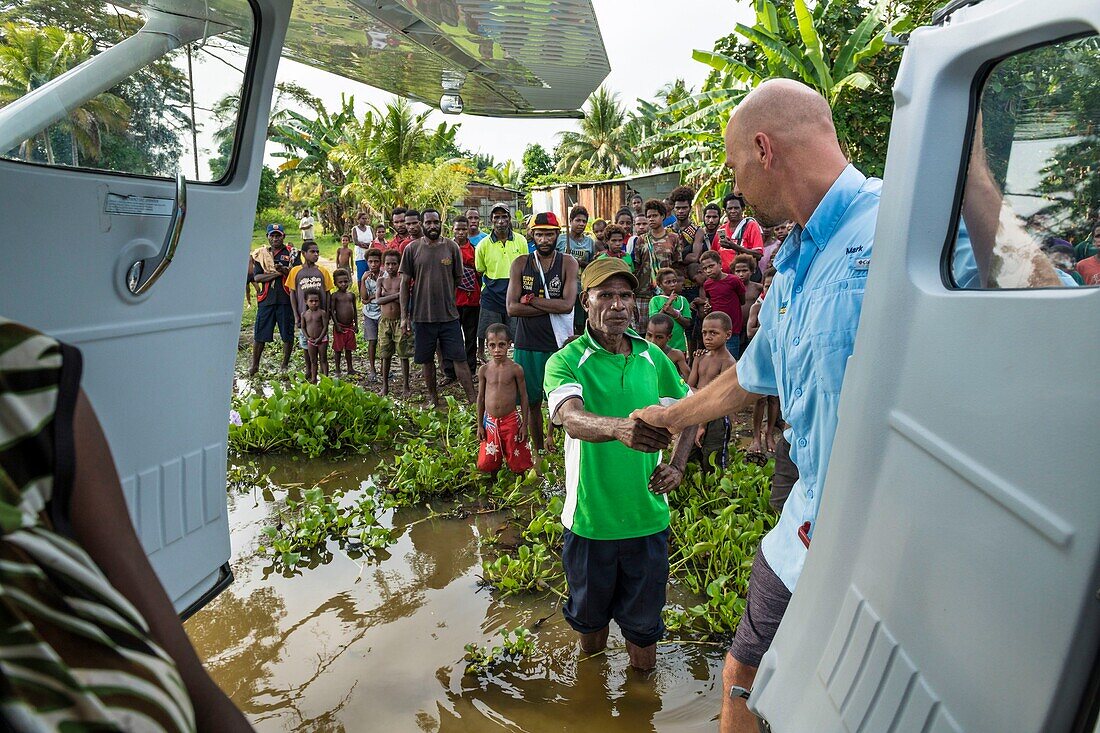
[731,79,835,143]
[723,79,849,226]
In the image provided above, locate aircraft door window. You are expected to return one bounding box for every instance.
[0,1,256,183]
[947,34,1100,289]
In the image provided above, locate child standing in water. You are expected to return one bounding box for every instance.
[330,268,358,377]
[476,324,534,474]
[301,289,329,383]
[688,312,737,471]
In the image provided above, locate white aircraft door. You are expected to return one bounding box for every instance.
[0,0,290,614]
[751,0,1100,731]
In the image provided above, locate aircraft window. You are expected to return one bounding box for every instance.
[947,34,1100,289]
[0,1,255,183]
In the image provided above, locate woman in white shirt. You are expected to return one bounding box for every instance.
[352,211,374,284]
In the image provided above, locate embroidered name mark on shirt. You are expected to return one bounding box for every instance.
[846,245,864,255]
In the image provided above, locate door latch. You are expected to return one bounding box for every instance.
[127,171,186,295]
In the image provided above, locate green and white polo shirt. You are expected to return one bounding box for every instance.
[544,328,689,540]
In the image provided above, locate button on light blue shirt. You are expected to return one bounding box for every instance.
[736,164,880,591]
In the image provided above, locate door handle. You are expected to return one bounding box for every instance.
[127,172,186,295]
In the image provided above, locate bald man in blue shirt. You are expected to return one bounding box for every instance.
[634,78,1061,732]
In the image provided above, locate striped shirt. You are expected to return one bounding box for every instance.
[0,319,196,732]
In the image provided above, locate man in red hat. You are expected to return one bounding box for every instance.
[248,223,296,375]
[506,212,578,452]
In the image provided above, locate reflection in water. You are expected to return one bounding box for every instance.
[187,453,723,731]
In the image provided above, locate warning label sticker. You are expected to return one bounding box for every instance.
[105,192,174,217]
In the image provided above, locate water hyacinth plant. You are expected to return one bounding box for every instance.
[260,485,395,571]
[229,376,400,457]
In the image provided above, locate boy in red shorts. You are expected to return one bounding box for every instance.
[476,323,534,473]
[330,268,358,376]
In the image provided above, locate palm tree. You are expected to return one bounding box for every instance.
[210,81,318,178]
[270,94,358,233]
[623,79,694,173]
[0,23,130,164]
[331,97,462,211]
[370,97,433,179]
[482,160,523,189]
[556,86,635,176]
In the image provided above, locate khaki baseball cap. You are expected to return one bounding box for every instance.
[580,256,638,291]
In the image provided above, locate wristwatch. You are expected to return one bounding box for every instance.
[729,685,751,701]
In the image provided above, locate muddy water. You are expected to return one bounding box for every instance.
[185,454,725,732]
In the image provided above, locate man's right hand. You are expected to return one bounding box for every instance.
[614,417,673,453]
[630,405,679,434]
[400,318,410,334]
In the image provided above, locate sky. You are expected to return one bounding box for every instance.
[259,0,754,168]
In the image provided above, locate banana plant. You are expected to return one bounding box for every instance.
[645,0,911,204]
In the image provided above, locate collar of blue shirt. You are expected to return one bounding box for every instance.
[775,164,867,271]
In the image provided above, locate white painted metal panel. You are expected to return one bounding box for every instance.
[0,0,290,613]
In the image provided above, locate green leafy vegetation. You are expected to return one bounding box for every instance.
[226,460,274,493]
[260,485,394,571]
[555,86,635,176]
[229,377,400,457]
[231,377,776,637]
[477,457,776,641]
[663,462,773,635]
[481,542,563,598]
[642,0,924,202]
[463,627,536,676]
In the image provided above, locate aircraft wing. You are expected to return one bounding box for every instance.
[283,0,610,118]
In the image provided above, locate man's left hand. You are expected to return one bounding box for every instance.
[649,463,684,495]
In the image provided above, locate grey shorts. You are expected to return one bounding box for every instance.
[477,307,516,340]
[728,551,792,668]
[362,314,379,341]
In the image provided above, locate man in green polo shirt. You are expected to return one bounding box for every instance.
[544,257,697,672]
[474,204,529,360]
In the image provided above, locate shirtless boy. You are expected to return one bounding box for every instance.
[300,289,329,383]
[475,323,534,474]
[645,313,690,380]
[688,312,736,471]
[375,250,410,397]
[335,234,353,275]
[330,268,358,377]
